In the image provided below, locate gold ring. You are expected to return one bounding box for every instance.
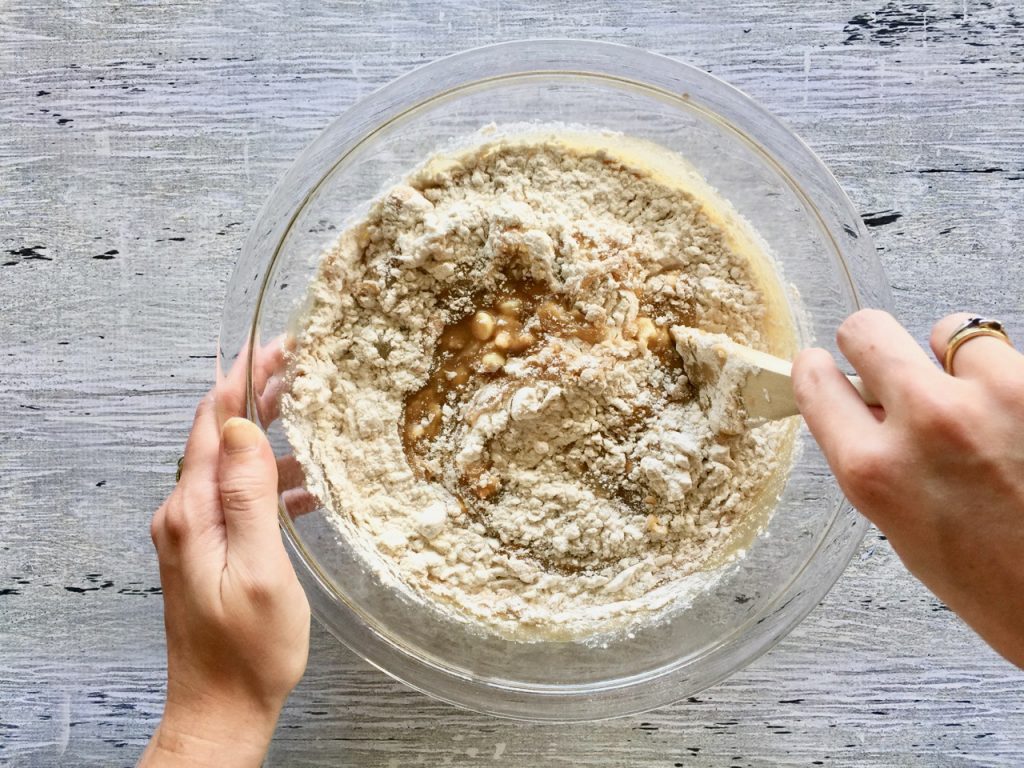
[175,455,185,483]
[944,317,1012,374]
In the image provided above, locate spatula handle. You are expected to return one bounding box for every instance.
[741,353,878,422]
[847,375,879,408]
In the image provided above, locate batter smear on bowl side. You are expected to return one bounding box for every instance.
[281,130,798,639]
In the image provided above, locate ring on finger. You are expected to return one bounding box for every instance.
[175,455,185,483]
[943,316,1013,375]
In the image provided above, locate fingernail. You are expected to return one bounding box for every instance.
[222,417,261,453]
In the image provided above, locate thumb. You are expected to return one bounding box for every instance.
[218,417,283,567]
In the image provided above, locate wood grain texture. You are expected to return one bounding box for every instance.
[1,1,1022,765]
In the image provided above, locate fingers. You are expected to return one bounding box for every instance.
[276,454,307,495]
[836,309,939,408]
[218,417,286,570]
[254,334,292,391]
[179,391,220,487]
[216,335,292,428]
[282,488,319,519]
[216,340,252,426]
[254,335,292,425]
[929,313,1023,380]
[277,454,320,519]
[257,372,287,426]
[792,347,884,459]
[152,392,222,565]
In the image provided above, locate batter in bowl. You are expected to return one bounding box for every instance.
[282,129,797,639]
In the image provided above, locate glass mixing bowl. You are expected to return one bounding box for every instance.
[219,40,892,721]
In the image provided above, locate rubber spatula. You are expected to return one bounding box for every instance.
[671,326,879,424]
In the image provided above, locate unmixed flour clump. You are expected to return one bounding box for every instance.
[282,131,794,638]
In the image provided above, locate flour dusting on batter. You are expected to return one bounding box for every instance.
[281,130,796,639]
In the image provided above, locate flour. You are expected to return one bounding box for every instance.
[671,326,762,436]
[281,130,795,639]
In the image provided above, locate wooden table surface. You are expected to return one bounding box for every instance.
[2,1,1022,765]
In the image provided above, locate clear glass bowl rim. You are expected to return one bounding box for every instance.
[229,39,891,722]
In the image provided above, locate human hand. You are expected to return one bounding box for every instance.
[141,339,311,767]
[793,310,1024,668]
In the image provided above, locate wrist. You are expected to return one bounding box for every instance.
[149,687,283,768]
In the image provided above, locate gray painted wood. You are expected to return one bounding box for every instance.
[2,1,1022,765]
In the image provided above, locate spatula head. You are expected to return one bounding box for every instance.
[670,326,800,430]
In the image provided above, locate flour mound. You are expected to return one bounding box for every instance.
[282,132,793,639]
